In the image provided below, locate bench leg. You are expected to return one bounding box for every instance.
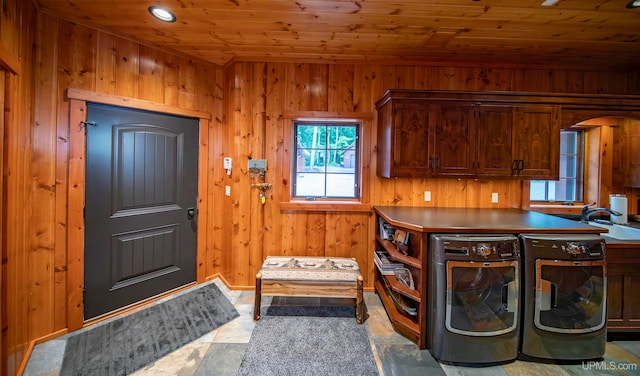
[356,275,364,324]
[254,273,262,321]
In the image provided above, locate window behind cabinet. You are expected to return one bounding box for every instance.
[530,130,584,203]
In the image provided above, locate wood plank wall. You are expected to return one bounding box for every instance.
[219,61,640,289]
[31,12,223,339]
[1,5,639,375]
[1,0,37,374]
[1,5,224,373]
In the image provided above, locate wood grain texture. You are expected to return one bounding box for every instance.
[2,5,640,374]
[2,1,37,374]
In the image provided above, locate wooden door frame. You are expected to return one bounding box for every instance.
[64,89,211,331]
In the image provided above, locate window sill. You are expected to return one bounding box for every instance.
[528,204,583,215]
[280,201,372,213]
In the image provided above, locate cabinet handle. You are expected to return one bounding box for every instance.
[429,157,434,169]
[436,156,441,169]
[519,159,525,172]
[511,159,518,174]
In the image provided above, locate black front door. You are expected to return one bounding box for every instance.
[84,103,198,320]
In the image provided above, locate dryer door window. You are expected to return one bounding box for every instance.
[445,260,519,337]
[534,260,606,334]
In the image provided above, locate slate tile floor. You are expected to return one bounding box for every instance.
[24,279,640,376]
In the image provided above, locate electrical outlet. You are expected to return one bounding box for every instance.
[225,185,231,196]
[491,192,499,203]
[424,191,431,202]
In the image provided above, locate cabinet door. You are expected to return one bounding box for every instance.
[612,125,626,188]
[391,102,433,177]
[432,103,475,177]
[627,127,640,187]
[513,106,559,179]
[476,105,516,177]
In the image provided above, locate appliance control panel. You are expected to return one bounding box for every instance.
[561,241,605,257]
[521,234,606,260]
[439,235,520,260]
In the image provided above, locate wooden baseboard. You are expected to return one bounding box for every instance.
[15,340,34,376]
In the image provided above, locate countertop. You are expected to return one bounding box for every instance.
[374,206,605,234]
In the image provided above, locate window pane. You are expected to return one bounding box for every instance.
[295,173,326,196]
[326,173,356,197]
[564,156,576,177]
[547,181,557,201]
[296,125,326,148]
[308,150,326,170]
[293,122,359,199]
[530,181,548,201]
[560,132,577,154]
[559,178,576,201]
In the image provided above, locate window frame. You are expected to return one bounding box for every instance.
[529,130,585,203]
[280,111,372,212]
[292,121,360,199]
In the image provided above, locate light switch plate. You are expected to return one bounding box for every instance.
[491,192,499,203]
[225,185,231,196]
[424,191,431,202]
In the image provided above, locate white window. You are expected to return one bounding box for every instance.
[530,130,584,202]
[293,122,359,199]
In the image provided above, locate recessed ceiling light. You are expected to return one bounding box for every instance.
[148,6,176,22]
[541,0,559,6]
[627,0,640,8]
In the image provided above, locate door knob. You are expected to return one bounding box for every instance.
[187,207,196,220]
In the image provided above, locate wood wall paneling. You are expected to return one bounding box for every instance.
[18,12,222,374]
[2,0,37,374]
[0,4,639,374]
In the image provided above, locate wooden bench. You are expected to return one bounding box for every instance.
[253,256,365,324]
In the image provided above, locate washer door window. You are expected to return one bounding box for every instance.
[446,261,519,337]
[535,260,606,334]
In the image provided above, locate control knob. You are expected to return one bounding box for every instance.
[565,242,583,255]
[476,243,493,257]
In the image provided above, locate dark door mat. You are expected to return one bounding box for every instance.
[237,313,379,376]
[60,282,239,376]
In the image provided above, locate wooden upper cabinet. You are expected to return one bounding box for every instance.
[432,103,476,177]
[612,122,640,188]
[628,131,640,187]
[375,90,561,179]
[512,106,559,179]
[377,100,433,178]
[476,105,517,176]
[612,125,626,188]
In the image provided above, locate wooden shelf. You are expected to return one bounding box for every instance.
[374,212,427,349]
[374,280,420,338]
[376,235,421,269]
[384,274,421,303]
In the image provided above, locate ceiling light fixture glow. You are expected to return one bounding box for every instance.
[627,0,640,8]
[148,6,176,22]
[541,0,559,6]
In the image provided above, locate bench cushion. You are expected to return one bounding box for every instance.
[259,256,360,282]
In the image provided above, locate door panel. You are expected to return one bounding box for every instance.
[534,260,606,334]
[476,106,515,176]
[84,103,198,320]
[393,102,433,176]
[433,103,475,176]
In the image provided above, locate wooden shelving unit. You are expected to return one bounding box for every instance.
[374,212,428,349]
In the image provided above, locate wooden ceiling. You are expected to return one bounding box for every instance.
[37,0,640,70]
